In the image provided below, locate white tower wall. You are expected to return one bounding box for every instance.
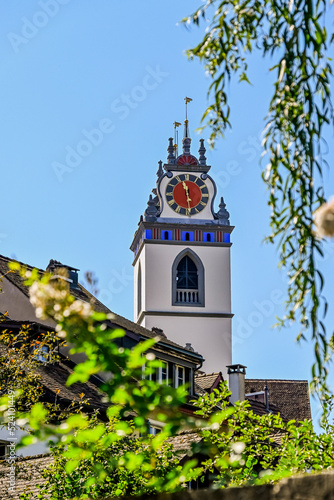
[134,243,232,378]
[143,315,232,380]
[135,244,231,315]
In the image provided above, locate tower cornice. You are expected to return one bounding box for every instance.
[130,220,234,265]
[163,162,211,174]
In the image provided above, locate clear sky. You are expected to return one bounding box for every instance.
[0,0,334,425]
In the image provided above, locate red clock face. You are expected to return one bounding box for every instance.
[165,174,209,216]
[173,181,201,208]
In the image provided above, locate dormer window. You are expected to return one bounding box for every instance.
[0,441,8,457]
[159,361,168,384]
[175,365,185,388]
[148,419,165,435]
[142,360,169,385]
[34,345,49,363]
[149,426,162,435]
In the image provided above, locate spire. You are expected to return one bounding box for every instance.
[167,137,176,164]
[156,160,164,179]
[198,139,207,166]
[144,194,158,221]
[184,120,190,139]
[217,197,230,225]
[182,135,191,155]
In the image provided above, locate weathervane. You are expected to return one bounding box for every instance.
[184,96,192,138]
[185,96,192,116]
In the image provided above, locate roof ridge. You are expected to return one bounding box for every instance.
[195,372,220,378]
[0,253,44,273]
[77,282,113,312]
[0,452,51,463]
[246,379,309,383]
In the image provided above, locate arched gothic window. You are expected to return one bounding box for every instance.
[176,256,198,290]
[172,249,204,306]
[137,262,142,316]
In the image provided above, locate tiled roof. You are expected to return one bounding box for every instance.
[0,454,53,499]
[194,372,285,418]
[0,339,107,413]
[245,379,312,422]
[35,358,107,410]
[168,429,204,460]
[195,372,224,392]
[194,382,207,396]
[247,398,285,420]
[0,254,203,362]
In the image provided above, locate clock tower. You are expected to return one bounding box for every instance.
[130,112,233,378]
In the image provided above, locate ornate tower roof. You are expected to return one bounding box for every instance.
[133,98,231,227]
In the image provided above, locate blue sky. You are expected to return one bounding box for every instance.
[1,0,334,424]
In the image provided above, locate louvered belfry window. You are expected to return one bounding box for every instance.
[176,256,198,290]
[172,250,204,307]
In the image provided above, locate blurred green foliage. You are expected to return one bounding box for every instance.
[183,0,334,404]
[0,262,333,499]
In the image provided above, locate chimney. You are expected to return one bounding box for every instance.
[151,327,166,338]
[46,259,80,290]
[227,364,247,404]
[264,383,270,410]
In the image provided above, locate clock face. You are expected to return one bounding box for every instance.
[165,174,209,216]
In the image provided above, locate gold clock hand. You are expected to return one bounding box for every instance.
[182,181,192,201]
[182,181,192,210]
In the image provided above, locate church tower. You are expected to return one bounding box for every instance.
[130,102,233,378]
